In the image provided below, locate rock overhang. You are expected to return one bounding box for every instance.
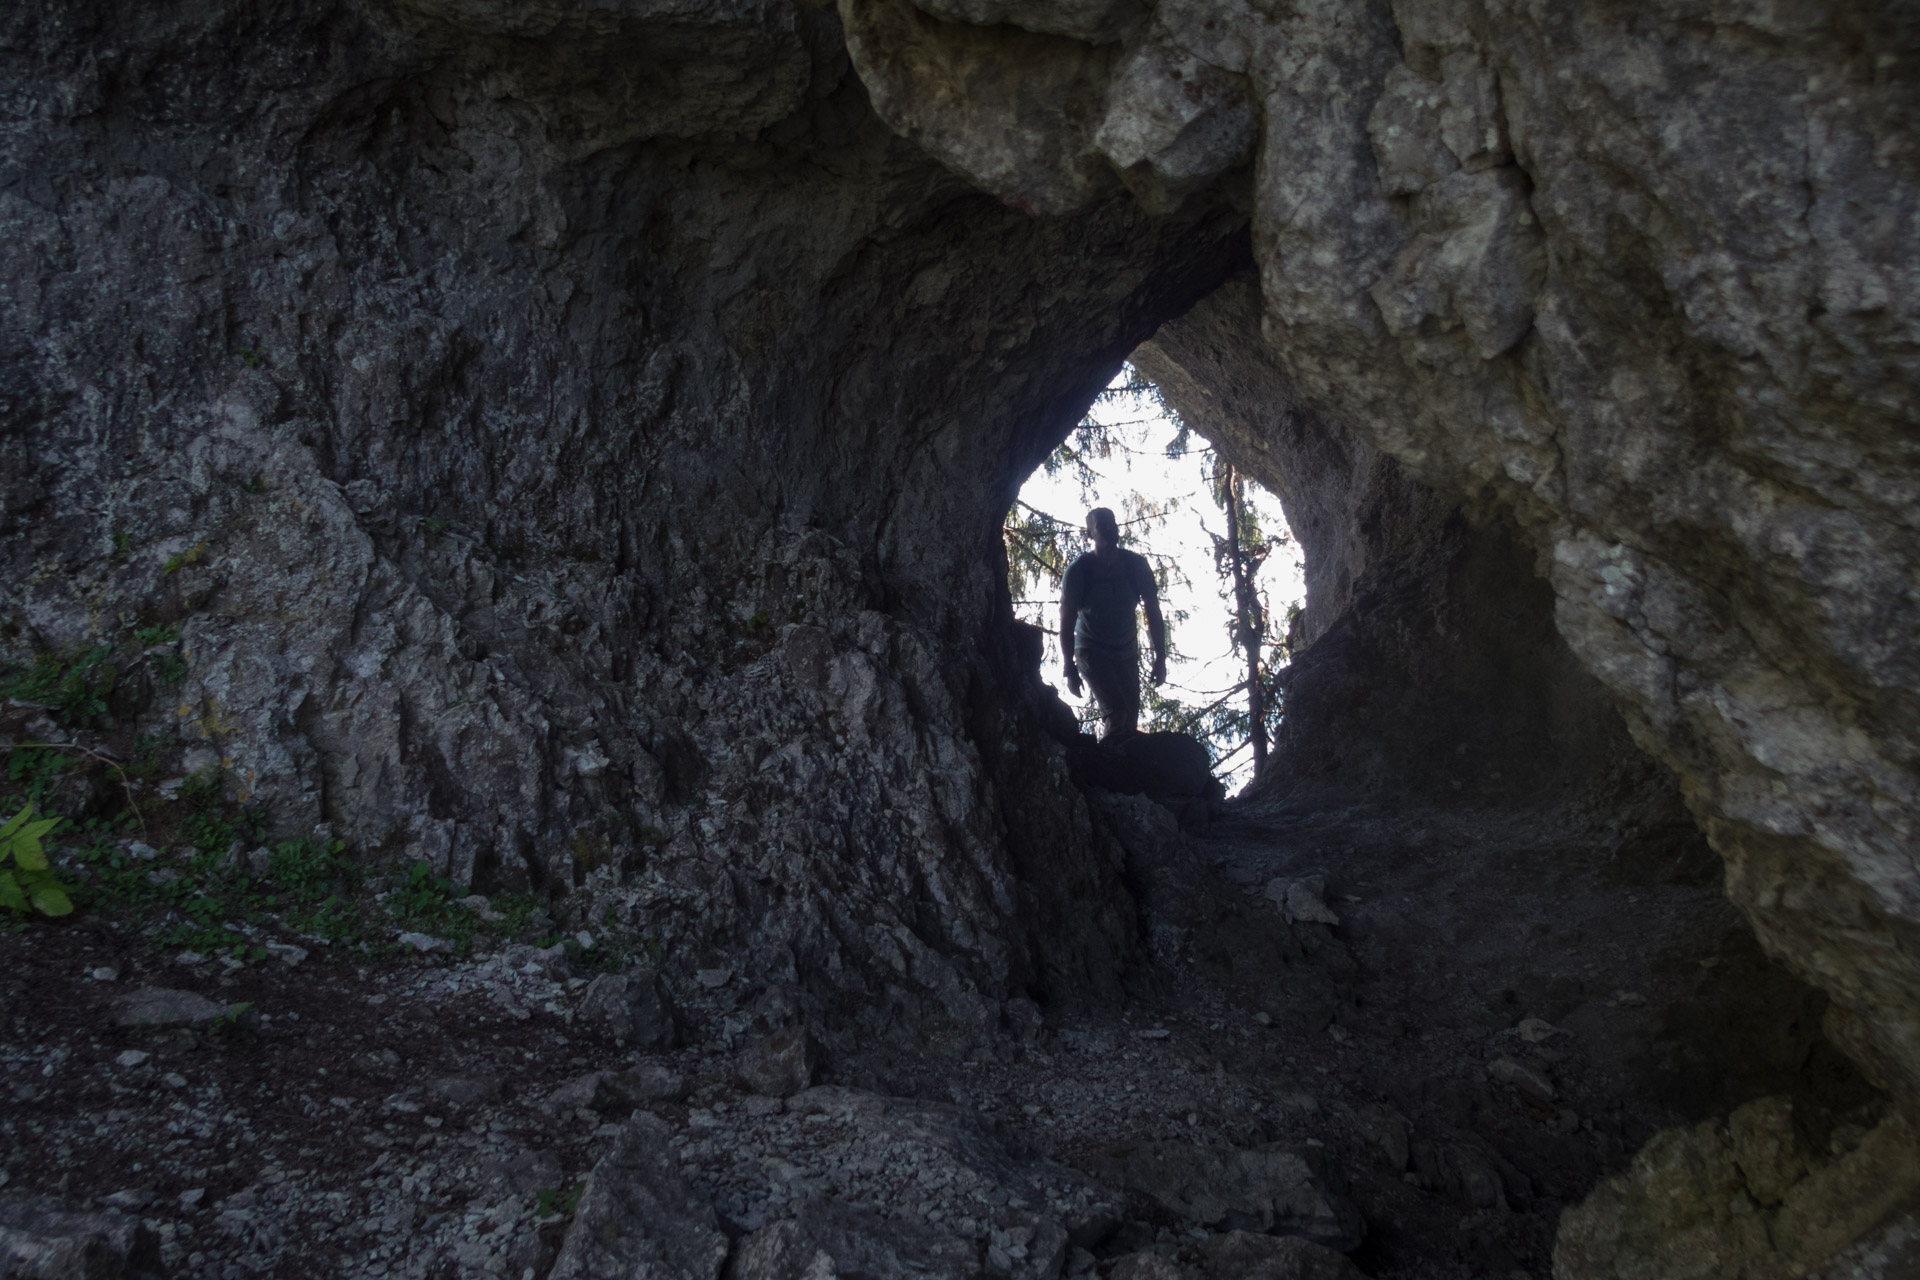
[828,0,1920,1112]
[2,9,1917,1260]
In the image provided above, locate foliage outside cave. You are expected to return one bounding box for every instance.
[1005,367,1299,782]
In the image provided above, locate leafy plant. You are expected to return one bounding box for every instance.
[489,892,542,939]
[133,624,180,647]
[564,932,629,973]
[177,770,268,851]
[129,734,169,780]
[392,860,453,917]
[2,645,117,726]
[422,517,449,540]
[112,530,132,557]
[268,836,352,904]
[161,543,207,574]
[389,861,478,954]
[208,1000,253,1040]
[0,803,74,917]
[290,894,363,947]
[7,746,70,800]
[150,651,189,686]
[235,344,266,368]
[536,1183,584,1219]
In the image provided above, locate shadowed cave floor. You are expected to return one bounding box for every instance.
[0,788,1865,1280]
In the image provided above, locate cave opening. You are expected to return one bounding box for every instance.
[966,267,1888,1277]
[1005,362,1304,789]
[1,0,1910,1267]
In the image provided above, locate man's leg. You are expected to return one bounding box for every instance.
[1079,648,1142,737]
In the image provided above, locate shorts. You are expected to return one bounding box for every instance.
[1077,645,1141,733]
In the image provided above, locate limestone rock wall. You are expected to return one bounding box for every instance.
[839,0,1920,1103]
[1134,275,1648,807]
[7,0,1918,1187]
[0,0,1247,1041]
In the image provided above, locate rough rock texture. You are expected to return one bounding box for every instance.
[577,970,679,1049]
[1133,274,1653,807]
[1553,1097,1920,1280]
[711,1085,1123,1279]
[0,1192,160,1279]
[548,1112,730,1280]
[7,0,1920,1273]
[107,987,244,1029]
[0,0,1245,1048]
[1083,1140,1365,1251]
[838,0,1920,1115]
[1109,1232,1367,1280]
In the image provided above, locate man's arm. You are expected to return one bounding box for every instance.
[1060,565,1083,696]
[1135,553,1167,685]
[1144,595,1168,685]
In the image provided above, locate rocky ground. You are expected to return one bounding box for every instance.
[0,780,1885,1280]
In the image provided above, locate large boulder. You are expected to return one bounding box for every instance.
[1071,731,1224,830]
[577,971,679,1050]
[0,1193,160,1280]
[1553,1098,1920,1280]
[548,1113,730,1280]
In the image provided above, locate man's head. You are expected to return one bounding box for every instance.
[1086,507,1120,554]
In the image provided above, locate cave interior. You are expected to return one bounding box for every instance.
[2,1,1916,1276]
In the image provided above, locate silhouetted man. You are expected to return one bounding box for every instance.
[1061,507,1167,738]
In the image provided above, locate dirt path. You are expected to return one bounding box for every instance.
[0,790,1871,1279]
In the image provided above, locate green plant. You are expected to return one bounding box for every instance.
[7,746,70,799]
[61,812,370,958]
[0,803,73,917]
[208,1000,252,1039]
[5,742,147,841]
[392,860,452,917]
[150,651,189,686]
[565,932,629,973]
[389,861,477,953]
[161,544,207,574]
[290,894,363,947]
[112,530,132,557]
[490,892,541,938]
[2,646,117,726]
[422,517,450,540]
[268,837,352,903]
[129,734,169,781]
[133,624,180,647]
[235,344,266,368]
[177,770,268,852]
[535,1184,584,1219]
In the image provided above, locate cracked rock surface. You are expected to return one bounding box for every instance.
[1,779,1900,1279]
[840,0,1920,1112]
[3,0,1918,1274]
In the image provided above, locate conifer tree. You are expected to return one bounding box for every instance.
[1005,366,1293,774]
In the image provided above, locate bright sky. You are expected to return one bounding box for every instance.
[1011,367,1306,789]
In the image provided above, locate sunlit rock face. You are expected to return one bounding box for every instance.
[841,0,1920,1107]
[1135,275,1652,809]
[0,1,1250,1044]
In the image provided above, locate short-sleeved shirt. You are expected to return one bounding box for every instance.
[1062,548,1157,655]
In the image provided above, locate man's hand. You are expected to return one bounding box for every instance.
[1150,650,1167,686]
[1064,658,1083,697]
